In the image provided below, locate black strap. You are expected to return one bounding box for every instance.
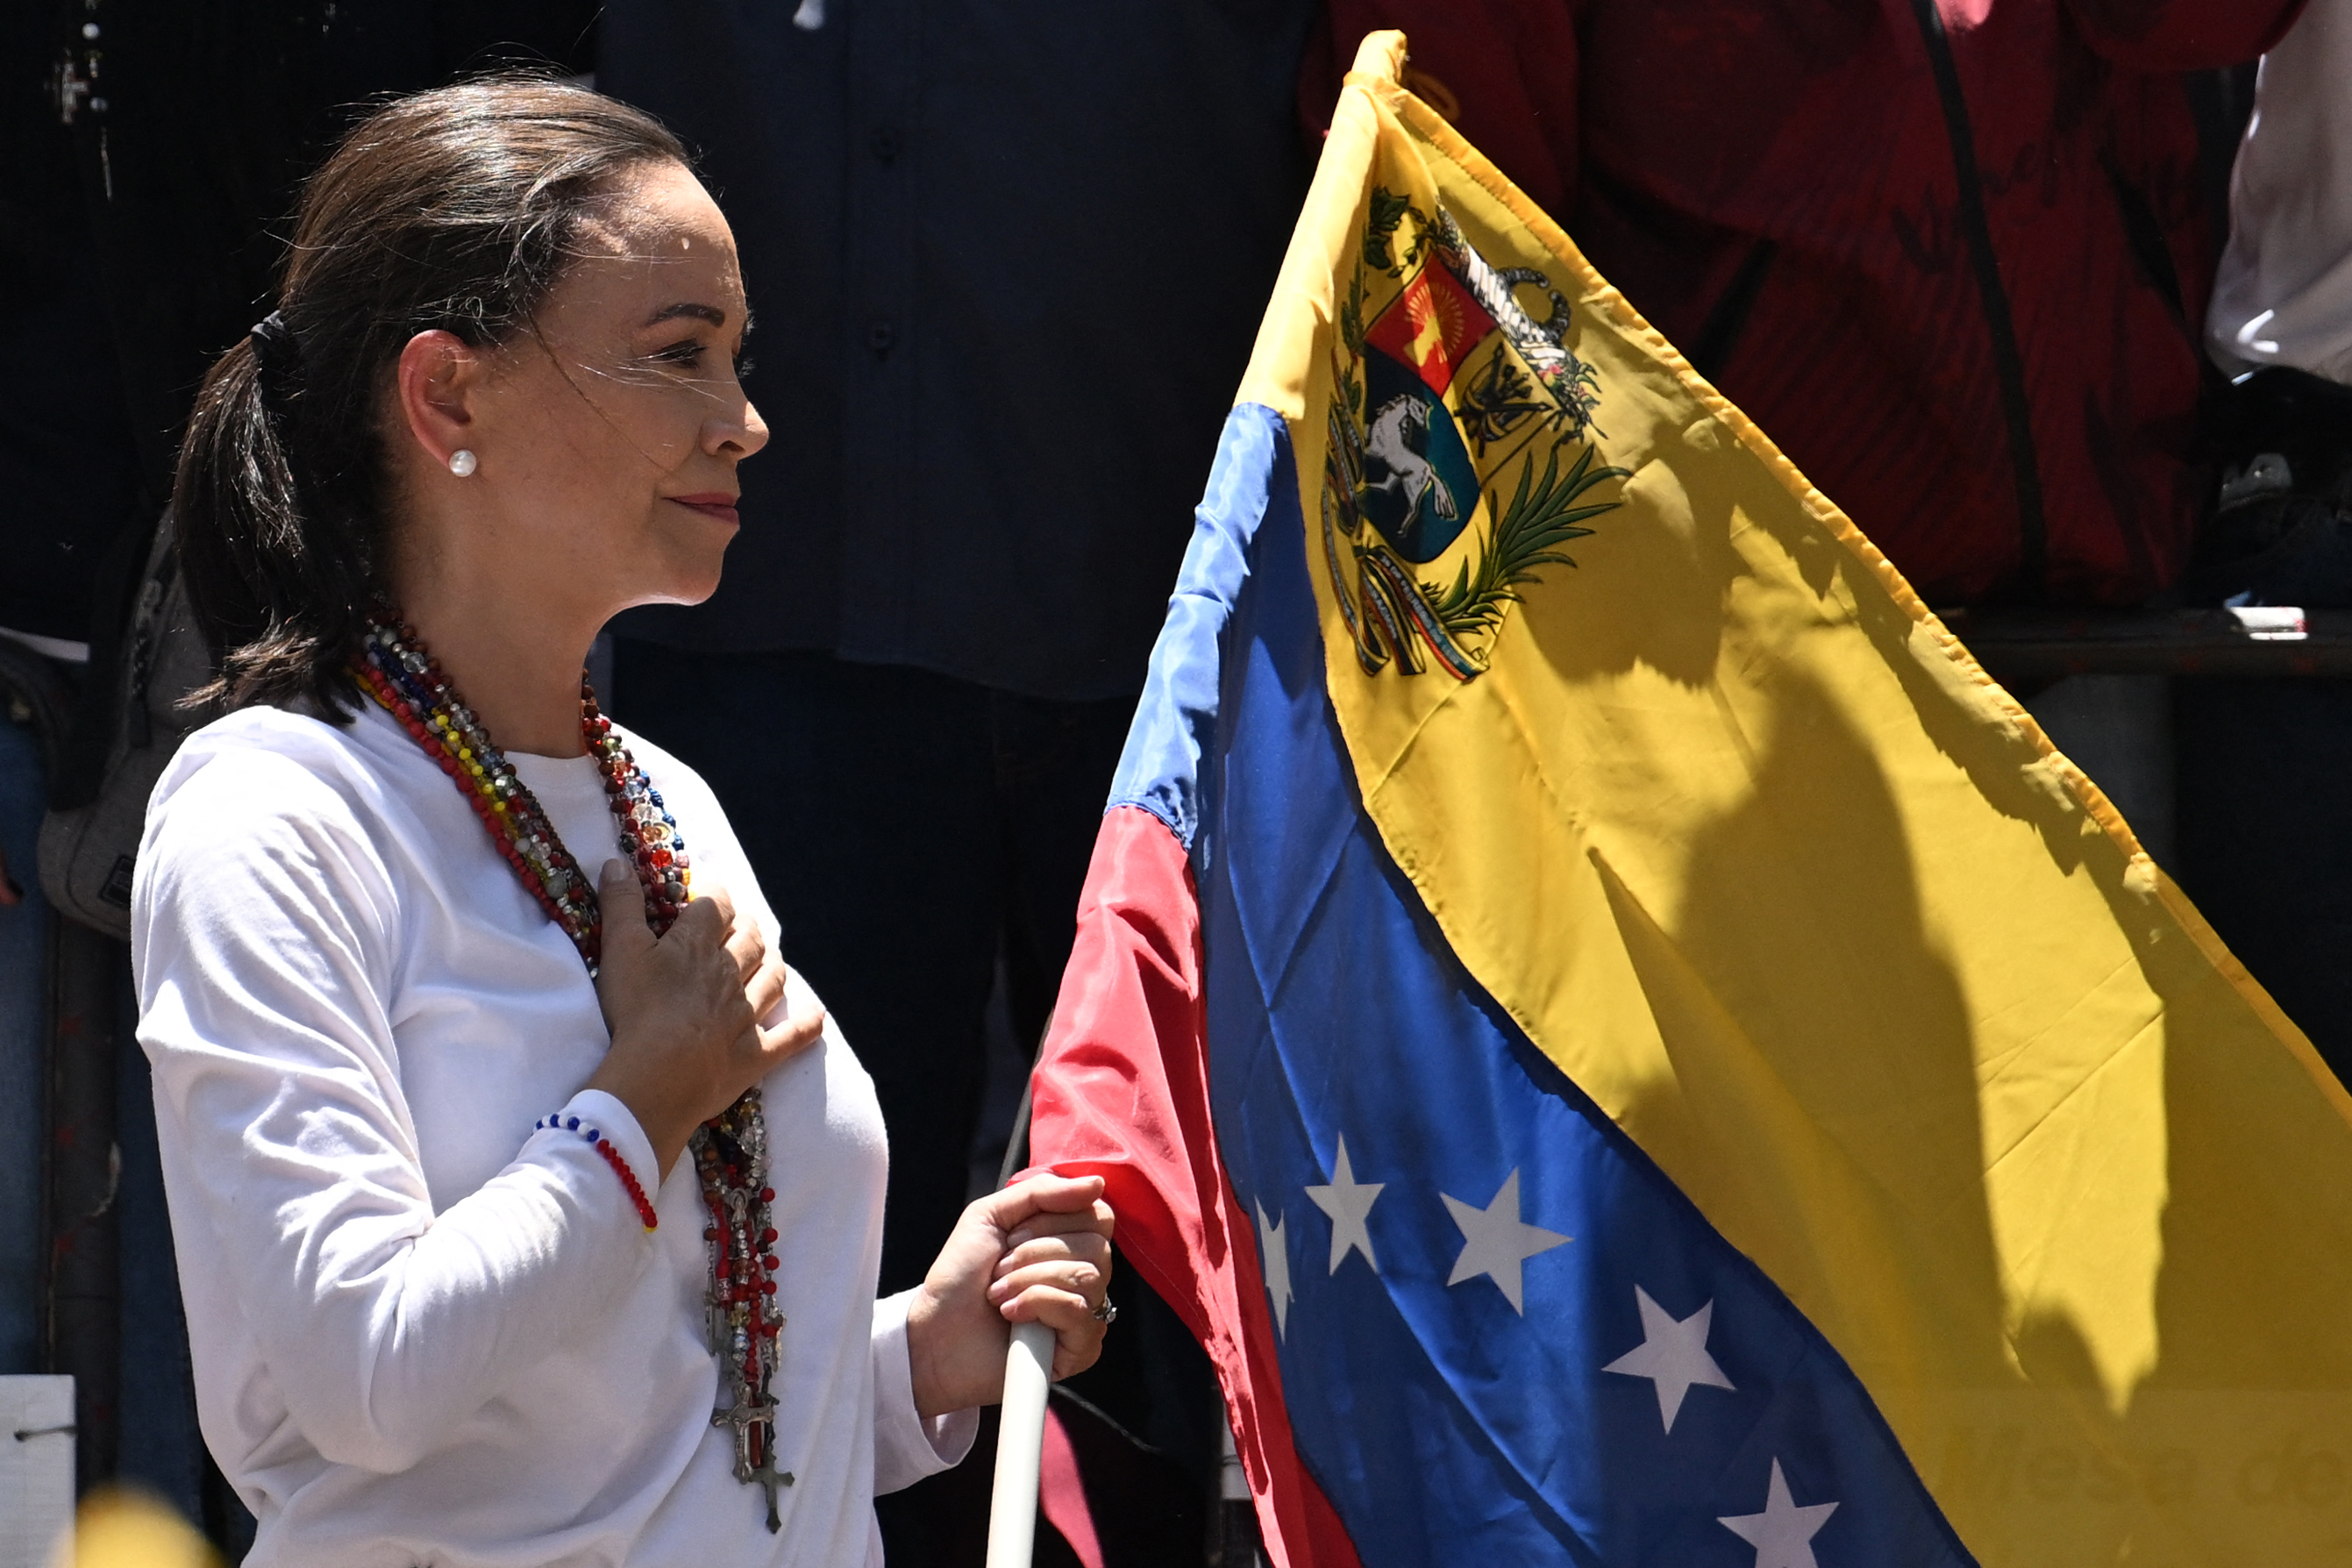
[1907,0,2049,600]
[1687,239,1778,386]
[2102,149,2186,329]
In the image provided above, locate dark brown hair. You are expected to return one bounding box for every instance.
[175,76,689,715]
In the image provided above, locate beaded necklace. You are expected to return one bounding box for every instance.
[353,613,794,1530]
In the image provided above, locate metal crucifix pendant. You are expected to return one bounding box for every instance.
[752,1458,794,1532]
[714,1400,795,1532]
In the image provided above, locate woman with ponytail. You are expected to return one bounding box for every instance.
[137,79,1114,1566]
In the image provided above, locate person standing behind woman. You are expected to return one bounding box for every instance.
[135,79,1115,1566]
[2181,0,2352,1074]
[1303,0,2299,610]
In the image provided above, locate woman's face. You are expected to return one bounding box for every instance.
[450,160,768,615]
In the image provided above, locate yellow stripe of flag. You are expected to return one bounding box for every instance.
[1240,31,2352,1565]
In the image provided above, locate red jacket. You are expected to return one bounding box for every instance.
[1305,0,2304,606]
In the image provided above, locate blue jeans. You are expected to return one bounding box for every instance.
[0,657,228,1538]
[0,697,47,1374]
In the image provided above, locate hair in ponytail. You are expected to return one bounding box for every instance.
[175,77,689,716]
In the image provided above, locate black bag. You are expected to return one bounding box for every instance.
[37,517,218,938]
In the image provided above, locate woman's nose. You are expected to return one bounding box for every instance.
[716,396,771,460]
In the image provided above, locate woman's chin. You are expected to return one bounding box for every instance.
[631,537,734,608]
[632,571,725,609]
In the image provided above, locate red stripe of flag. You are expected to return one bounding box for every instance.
[1023,804,1365,1568]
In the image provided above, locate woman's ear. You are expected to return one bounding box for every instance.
[394,330,488,473]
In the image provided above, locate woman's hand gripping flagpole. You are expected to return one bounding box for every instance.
[902,1169,1115,1557]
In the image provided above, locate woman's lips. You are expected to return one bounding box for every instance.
[668,493,740,527]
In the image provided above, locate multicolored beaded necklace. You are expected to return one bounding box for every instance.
[353,611,795,1530]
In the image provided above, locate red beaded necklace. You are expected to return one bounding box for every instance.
[353,612,794,1530]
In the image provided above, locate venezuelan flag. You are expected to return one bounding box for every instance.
[1025,32,2352,1567]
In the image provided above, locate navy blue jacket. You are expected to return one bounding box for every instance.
[602,0,1316,700]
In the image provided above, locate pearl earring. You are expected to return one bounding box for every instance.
[448,449,477,477]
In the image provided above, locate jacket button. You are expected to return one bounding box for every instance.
[870,126,900,164]
[868,322,895,354]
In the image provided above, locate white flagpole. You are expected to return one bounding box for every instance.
[983,1320,1059,1567]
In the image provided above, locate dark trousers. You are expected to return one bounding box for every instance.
[2176,678,2352,1074]
[609,641,1132,1294]
[2176,369,2352,1078]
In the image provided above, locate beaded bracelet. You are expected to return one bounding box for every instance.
[538,1112,659,1231]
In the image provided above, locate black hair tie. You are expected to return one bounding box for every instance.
[248,310,303,421]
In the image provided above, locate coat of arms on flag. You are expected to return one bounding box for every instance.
[1023,31,2352,1568]
[1325,184,1615,681]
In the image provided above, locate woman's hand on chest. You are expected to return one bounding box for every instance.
[584,862,824,1177]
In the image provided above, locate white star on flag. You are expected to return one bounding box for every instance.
[1304,1135,1384,1274]
[1258,1201,1294,1336]
[1601,1285,1735,1432]
[1719,1458,1838,1568]
[1438,1168,1569,1313]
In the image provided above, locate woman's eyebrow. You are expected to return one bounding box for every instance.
[645,302,728,328]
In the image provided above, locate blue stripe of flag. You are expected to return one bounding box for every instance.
[1125,403,1978,1568]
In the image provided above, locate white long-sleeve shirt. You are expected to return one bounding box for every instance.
[2208,0,2352,385]
[132,699,975,1568]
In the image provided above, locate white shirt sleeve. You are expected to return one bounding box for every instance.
[2208,0,2352,383]
[134,748,663,1475]
[867,1289,980,1493]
